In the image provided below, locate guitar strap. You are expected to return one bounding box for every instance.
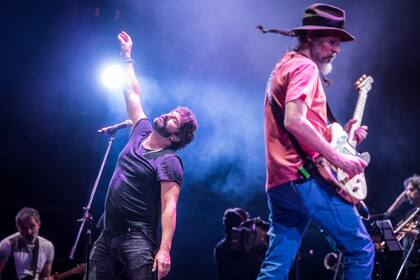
[30,238,40,280]
[326,103,338,123]
[266,52,339,179]
[268,93,312,179]
[4,235,40,280]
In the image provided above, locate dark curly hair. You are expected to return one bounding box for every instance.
[170,106,198,151]
[404,174,420,191]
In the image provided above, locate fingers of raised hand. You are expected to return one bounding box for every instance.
[118,31,131,43]
[121,31,129,38]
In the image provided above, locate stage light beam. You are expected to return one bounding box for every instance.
[101,64,124,90]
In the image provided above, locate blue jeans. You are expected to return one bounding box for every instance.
[88,231,157,280]
[257,178,375,280]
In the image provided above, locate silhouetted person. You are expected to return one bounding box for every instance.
[214,208,267,280]
[0,207,54,280]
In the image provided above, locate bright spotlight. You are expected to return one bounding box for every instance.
[101,64,124,90]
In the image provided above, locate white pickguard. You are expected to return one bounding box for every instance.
[328,123,368,202]
[316,74,374,204]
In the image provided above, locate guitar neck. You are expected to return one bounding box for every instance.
[348,91,368,147]
[54,264,85,280]
[55,270,73,280]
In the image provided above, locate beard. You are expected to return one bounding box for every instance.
[319,61,333,75]
[311,47,336,76]
[318,52,335,75]
[22,233,38,244]
[153,116,172,137]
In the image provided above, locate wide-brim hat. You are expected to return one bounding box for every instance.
[290,3,355,42]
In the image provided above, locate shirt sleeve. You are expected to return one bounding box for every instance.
[46,241,54,264]
[157,155,184,187]
[284,61,319,108]
[129,118,152,141]
[0,239,11,261]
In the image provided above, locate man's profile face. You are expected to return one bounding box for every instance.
[17,217,40,244]
[310,35,341,75]
[153,111,182,138]
[406,183,419,206]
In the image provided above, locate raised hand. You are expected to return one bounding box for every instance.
[117,31,133,58]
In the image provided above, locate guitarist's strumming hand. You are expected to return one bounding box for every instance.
[330,152,368,179]
[343,119,368,145]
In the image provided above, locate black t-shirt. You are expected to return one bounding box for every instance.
[103,119,183,241]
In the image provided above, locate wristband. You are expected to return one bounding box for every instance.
[123,57,134,64]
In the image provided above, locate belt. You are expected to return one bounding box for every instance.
[104,227,157,247]
[291,177,311,185]
[106,226,144,237]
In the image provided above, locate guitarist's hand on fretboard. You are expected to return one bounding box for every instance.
[343,118,368,145]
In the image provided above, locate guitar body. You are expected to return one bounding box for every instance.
[316,122,368,204]
[315,74,374,204]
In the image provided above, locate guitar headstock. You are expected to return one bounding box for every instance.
[355,74,374,95]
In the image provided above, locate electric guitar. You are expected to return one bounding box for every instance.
[315,74,374,204]
[52,263,85,280]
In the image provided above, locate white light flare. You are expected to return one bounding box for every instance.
[101,64,124,90]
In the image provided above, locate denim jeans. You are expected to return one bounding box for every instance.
[257,178,375,280]
[87,231,157,280]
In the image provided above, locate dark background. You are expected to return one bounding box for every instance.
[1,0,419,279]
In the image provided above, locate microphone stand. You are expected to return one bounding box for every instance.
[395,231,419,280]
[69,131,117,280]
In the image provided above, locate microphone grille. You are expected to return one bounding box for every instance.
[125,119,134,127]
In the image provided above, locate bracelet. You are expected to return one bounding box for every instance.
[123,57,134,64]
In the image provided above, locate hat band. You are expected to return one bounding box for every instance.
[303,15,344,29]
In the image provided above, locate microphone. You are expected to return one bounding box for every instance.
[97,119,133,134]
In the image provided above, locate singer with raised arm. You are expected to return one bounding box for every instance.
[87,31,198,280]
